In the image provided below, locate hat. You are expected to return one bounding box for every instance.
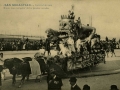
[83,84,90,90]
[69,77,77,82]
[110,85,119,90]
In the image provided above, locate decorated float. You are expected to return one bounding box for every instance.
[40,5,106,77]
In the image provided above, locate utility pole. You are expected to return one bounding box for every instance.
[71,4,74,12]
[38,24,41,36]
[89,15,92,26]
[91,15,92,26]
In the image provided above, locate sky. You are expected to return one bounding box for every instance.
[0,0,120,39]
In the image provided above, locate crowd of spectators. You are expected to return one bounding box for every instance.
[0,38,45,51]
[1,36,120,51]
[47,74,119,90]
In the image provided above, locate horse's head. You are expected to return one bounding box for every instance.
[22,57,32,62]
[4,58,14,69]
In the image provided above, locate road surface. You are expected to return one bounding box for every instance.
[1,49,120,90]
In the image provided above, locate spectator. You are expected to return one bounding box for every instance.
[47,73,63,90]
[0,38,45,51]
[110,85,119,90]
[83,84,90,90]
[69,77,81,90]
[44,35,51,55]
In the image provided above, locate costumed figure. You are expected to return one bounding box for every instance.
[67,36,75,53]
[44,35,51,56]
[76,38,82,52]
[59,41,71,57]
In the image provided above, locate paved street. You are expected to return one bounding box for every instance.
[1,49,120,90]
[1,73,120,90]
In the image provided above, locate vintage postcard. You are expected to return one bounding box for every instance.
[0,0,120,90]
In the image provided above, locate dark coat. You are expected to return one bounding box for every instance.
[48,76,63,90]
[45,38,50,51]
[71,84,81,90]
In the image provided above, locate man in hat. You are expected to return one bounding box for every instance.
[47,73,63,90]
[110,85,119,90]
[69,77,81,90]
[83,84,90,90]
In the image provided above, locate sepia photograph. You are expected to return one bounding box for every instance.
[0,0,120,90]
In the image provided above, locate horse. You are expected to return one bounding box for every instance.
[110,44,116,57]
[103,42,115,57]
[4,57,31,87]
[4,57,45,88]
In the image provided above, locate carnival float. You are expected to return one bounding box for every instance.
[39,5,106,77]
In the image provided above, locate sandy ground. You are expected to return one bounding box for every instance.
[1,74,120,90]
